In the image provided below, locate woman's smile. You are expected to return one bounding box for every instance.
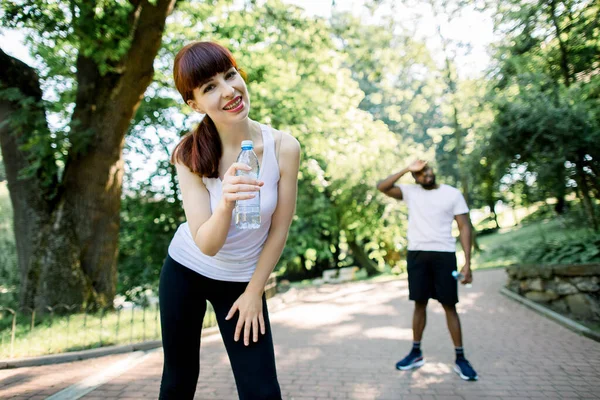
[223,96,244,112]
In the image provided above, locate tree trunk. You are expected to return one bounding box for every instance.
[487,200,500,229]
[458,167,480,251]
[348,239,380,276]
[0,0,176,311]
[555,195,566,214]
[512,204,520,226]
[0,49,60,308]
[584,158,600,199]
[575,156,598,231]
[448,79,480,251]
[549,0,572,87]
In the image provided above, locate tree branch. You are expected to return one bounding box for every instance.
[123,0,177,88]
[0,49,43,100]
[549,0,572,87]
[0,48,58,205]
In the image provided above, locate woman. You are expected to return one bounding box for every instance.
[159,41,300,399]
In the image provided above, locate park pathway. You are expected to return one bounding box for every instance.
[1,268,599,399]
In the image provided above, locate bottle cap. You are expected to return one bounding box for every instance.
[241,140,253,149]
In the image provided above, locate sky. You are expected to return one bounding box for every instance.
[0,30,30,64]
[1,0,496,78]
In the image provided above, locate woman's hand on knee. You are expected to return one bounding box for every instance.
[225,291,266,346]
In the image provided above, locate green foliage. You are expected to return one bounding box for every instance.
[523,232,600,265]
[472,206,599,269]
[479,226,600,266]
[118,182,184,301]
[0,87,60,198]
[214,1,410,277]
[330,10,442,151]
[2,0,136,75]
[0,0,167,196]
[5,0,597,301]
[118,0,414,286]
[483,0,600,223]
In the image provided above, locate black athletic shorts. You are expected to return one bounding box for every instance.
[407,250,459,305]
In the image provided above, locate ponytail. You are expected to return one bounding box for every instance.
[171,116,222,178]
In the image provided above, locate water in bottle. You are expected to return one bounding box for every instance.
[235,140,261,230]
[452,270,472,288]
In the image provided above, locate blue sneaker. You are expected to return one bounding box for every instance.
[454,358,478,381]
[395,350,425,370]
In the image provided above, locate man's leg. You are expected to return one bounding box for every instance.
[441,303,462,347]
[431,252,462,348]
[413,300,428,342]
[396,300,428,370]
[397,251,431,370]
[433,252,478,381]
[443,303,478,380]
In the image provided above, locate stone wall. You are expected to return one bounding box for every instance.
[506,264,600,321]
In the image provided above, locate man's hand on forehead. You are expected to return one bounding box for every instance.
[408,159,428,173]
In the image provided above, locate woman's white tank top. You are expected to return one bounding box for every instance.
[168,124,280,282]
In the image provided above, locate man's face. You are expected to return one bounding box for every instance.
[413,167,436,189]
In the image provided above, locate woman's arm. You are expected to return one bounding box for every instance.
[226,131,301,345]
[247,131,300,295]
[176,162,262,256]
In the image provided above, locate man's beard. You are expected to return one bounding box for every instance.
[420,177,436,189]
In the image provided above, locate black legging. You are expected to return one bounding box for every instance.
[158,255,282,399]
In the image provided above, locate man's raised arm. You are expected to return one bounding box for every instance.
[376,160,427,199]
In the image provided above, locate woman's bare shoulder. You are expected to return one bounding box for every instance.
[271,128,300,157]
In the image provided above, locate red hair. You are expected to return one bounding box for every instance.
[171,41,245,177]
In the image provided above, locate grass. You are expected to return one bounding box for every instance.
[0,303,218,359]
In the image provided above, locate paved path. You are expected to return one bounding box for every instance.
[1,269,599,399]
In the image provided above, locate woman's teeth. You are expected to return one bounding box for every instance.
[224,97,241,110]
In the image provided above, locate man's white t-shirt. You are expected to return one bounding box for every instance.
[397,184,469,252]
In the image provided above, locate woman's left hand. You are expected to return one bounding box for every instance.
[226,291,266,346]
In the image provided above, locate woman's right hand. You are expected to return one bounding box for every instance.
[220,162,264,210]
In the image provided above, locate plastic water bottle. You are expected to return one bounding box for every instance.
[235,140,261,230]
[452,270,472,288]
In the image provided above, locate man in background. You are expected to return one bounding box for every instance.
[376,159,478,381]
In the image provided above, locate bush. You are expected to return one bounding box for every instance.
[521,232,600,264]
[118,194,185,301]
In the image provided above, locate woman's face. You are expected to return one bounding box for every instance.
[188,67,250,124]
